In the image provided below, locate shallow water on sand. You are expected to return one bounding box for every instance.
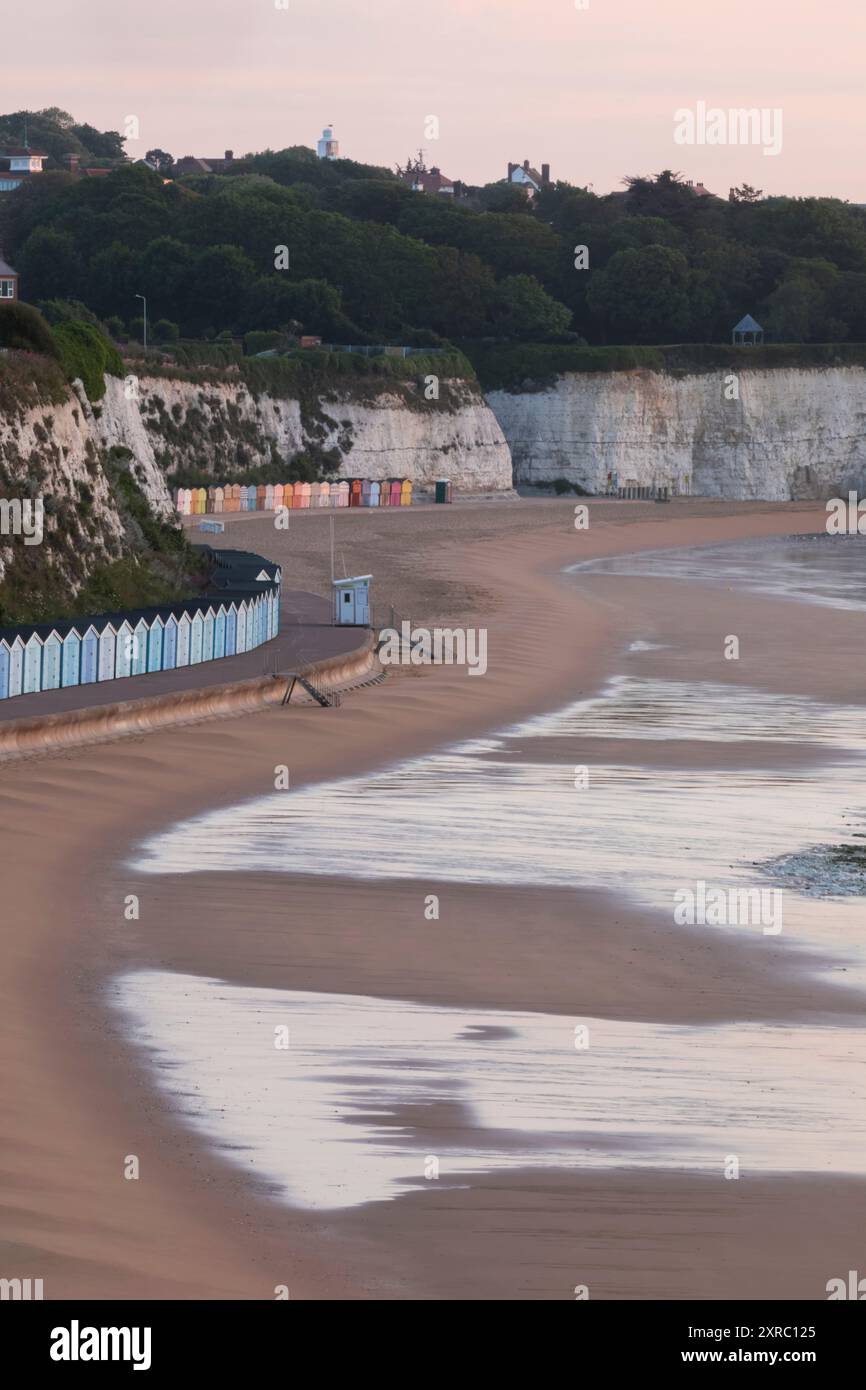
[116,536,866,1211]
[570,532,866,612]
[133,675,866,981]
[111,972,866,1211]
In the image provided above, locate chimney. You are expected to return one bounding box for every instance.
[541,163,550,185]
[507,162,516,181]
[224,149,234,161]
[523,159,530,171]
[64,154,80,176]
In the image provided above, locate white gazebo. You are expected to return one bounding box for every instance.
[732,314,764,345]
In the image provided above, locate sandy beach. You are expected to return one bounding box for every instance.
[3,496,865,1300]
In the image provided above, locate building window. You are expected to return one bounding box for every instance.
[0,279,15,299]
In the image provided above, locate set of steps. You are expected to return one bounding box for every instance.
[281,674,342,708]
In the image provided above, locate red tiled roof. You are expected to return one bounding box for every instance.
[0,148,48,158]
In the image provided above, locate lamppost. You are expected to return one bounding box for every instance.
[135,293,147,352]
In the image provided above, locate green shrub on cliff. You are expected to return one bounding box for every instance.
[0,301,60,357]
[52,320,123,401]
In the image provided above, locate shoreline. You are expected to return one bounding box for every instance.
[2,497,860,1300]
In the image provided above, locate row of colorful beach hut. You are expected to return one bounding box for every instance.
[0,594,278,701]
[0,550,281,703]
[176,479,414,515]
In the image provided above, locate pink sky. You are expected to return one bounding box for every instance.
[6,0,865,200]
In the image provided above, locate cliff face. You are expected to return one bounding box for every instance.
[0,376,128,593]
[487,367,866,499]
[107,372,513,494]
[0,362,513,608]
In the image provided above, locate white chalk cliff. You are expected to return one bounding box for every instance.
[487,367,866,499]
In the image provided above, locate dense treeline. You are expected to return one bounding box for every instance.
[3,113,866,347]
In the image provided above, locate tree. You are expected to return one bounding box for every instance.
[586,244,692,342]
[153,319,180,342]
[493,274,572,339]
[762,276,824,341]
[144,148,174,174]
[71,122,127,162]
[188,244,257,329]
[730,184,763,203]
[17,227,84,301]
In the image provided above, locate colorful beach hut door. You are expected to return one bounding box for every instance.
[148,619,164,672]
[81,628,99,684]
[42,633,62,690]
[8,637,24,698]
[176,613,191,666]
[98,627,116,682]
[133,620,149,675]
[163,616,178,669]
[23,635,42,693]
[0,643,9,700]
[62,631,82,687]
[115,621,134,679]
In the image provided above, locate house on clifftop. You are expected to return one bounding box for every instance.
[0,255,18,302]
[0,146,47,193]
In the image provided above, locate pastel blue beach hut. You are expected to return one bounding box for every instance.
[62,629,82,687]
[190,610,204,664]
[133,619,149,676]
[214,606,227,659]
[23,634,43,693]
[42,631,63,690]
[147,616,164,673]
[98,625,117,682]
[176,612,191,667]
[8,636,24,698]
[225,603,237,656]
[202,607,216,662]
[115,620,134,679]
[0,641,10,700]
[163,615,178,669]
[80,626,99,685]
[265,484,275,511]
[236,600,248,654]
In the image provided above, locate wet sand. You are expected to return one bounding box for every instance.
[2,497,864,1300]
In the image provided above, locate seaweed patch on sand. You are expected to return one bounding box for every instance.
[760,840,866,898]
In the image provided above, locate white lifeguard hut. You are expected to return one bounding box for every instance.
[333,575,370,625]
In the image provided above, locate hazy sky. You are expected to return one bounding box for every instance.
[7,0,865,200]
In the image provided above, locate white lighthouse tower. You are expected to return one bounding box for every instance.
[316,125,339,160]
